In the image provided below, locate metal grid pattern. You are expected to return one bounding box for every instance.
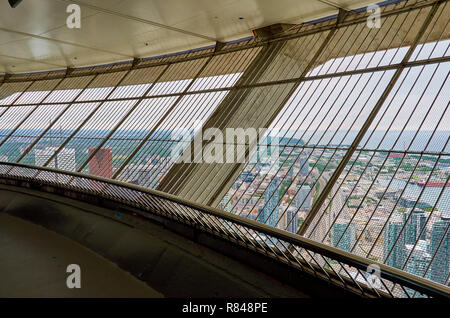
[0,161,448,298]
[0,0,449,290]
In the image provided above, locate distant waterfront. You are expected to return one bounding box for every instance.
[377,178,450,214]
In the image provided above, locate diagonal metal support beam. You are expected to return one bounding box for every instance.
[157,13,345,206]
[206,20,343,207]
[0,0,443,85]
[41,70,133,167]
[14,74,100,163]
[298,0,444,236]
[214,41,226,53]
[112,56,215,179]
[0,77,66,149]
[76,64,171,174]
[156,41,285,196]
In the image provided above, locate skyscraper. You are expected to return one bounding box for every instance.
[89,147,113,178]
[383,213,406,269]
[417,211,428,241]
[258,178,279,227]
[296,185,311,211]
[403,209,427,245]
[286,210,298,234]
[298,155,309,176]
[404,241,432,297]
[405,242,431,280]
[430,214,450,284]
[332,222,355,252]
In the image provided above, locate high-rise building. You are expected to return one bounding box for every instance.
[89,147,113,178]
[404,241,432,298]
[416,211,428,241]
[298,155,309,176]
[258,178,279,227]
[403,209,427,245]
[383,213,406,269]
[430,213,450,284]
[286,210,298,234]
[35,147,76,171]
[405,242,431,280]
[332,222,355,252]
[296,185,311,211]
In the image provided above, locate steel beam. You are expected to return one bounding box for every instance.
[298,0,445,236]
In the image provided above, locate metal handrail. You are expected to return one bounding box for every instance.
[0,161,448,298]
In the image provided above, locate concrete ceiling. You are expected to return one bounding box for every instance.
[0,0,380,74]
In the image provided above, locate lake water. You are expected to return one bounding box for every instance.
[377,178,450,214]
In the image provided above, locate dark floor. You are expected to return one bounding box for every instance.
[0,213,162,297]
[0,185,308,298]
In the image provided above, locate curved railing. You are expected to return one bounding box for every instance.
[0,162,448,298]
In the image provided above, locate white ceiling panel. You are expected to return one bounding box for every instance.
[0,0,381,74]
